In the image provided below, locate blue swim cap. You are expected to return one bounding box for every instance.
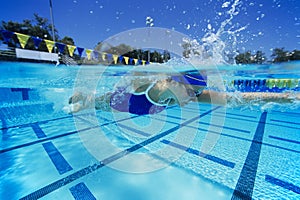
[171,74,207,86]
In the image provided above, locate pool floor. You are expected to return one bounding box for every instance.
[1,92,300,199]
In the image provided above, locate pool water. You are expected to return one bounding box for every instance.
[0,61,300,200]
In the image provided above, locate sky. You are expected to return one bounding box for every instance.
[0,0,299,58]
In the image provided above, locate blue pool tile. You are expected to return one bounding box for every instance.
[117,123,151,137]
[269,135,300,145]
[231,112,267,200]
[215,111,257,119]
[158,114,186,120]
[69,182,96,200]
[265,175,300,194]
[42,142,73,175]
[212,114,258,123]
[199,122,251,134]
[161,140,235,168]
[31,123,47,138]
[19,107,221,199]
[270,119,300,126]
[11,88,30,100]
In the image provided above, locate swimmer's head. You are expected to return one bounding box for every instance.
[147,73,207,106]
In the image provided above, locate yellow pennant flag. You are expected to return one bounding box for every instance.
[123,56,129,65]
[15,33,30,48]
[102,52,106,61]
[113,54,118,64]
[44,39,55,53]
[133,58,138,65]
[67,45,76,57]
[86,49,92,60]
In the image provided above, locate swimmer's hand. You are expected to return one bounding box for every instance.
[63,102,83,114]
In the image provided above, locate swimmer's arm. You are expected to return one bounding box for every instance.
[195,90,300,105]
[66,93,113,113]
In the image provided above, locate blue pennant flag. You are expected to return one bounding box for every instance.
[118,56,123,63]
[31,37,42,49]
[56,43,66,54]
[76,47,84,57]
[129,58,134,65]
[0,30,14,43]
[106,54,112,62]
[93,51,99,59]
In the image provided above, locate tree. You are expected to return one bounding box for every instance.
[253,51,266,64]
[235,51,252,64]
[289,50,300,61]
[1,14,75,53]
[271,48,289,63]
[235,50,267,64]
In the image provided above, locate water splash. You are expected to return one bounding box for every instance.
[180,0,247,66]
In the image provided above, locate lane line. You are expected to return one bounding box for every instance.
[265,175,300,194]
[19,106,221,199]
[43,142,73,174]
[231,112,267,200]
[69,182,96,200]
[161,140,235,168]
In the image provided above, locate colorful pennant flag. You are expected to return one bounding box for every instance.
[86,49,93,60]
[67,45,76,57]
[93,51,99,59]
[56,43,66,54]
[113,54,118,64]
[119,56,123,63]
[0,30,151,66]
[0,30,14,43]
[76,47,84,57]
[124,56,129,65]
[101,52,106,61]
[44,39,55,53]
[32,37,42,49]
[106,54,112,62]
[15,33,30,48]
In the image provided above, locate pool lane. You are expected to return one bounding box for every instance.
[19,106,221,199]
[231,112,267,200]
[1,102,300,200]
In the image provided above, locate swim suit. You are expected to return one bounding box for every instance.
[110,88,165,115]
[109,73,207,115]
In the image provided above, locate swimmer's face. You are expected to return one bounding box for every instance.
[148,80,202,106]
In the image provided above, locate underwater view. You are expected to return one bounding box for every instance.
[0,0,300,199]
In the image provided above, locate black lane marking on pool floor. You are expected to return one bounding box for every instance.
[0,115,140,154]
[31,122,73,175]
[215,111,257,119]
[0,115,72,131]
[0,111,99,131]
[269,135,300,145]
[265,175,300,194]
[11,88,31,100]
[270,119,300,126]
[231,112,267,200]
[212,114,258,123]
[199,122,250,134]
[19,106,221,200]
[31,123,47,138]
[161,140,235,168]
[186,125,300,154]
[69,182,96,200]
[42,142,73,175]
